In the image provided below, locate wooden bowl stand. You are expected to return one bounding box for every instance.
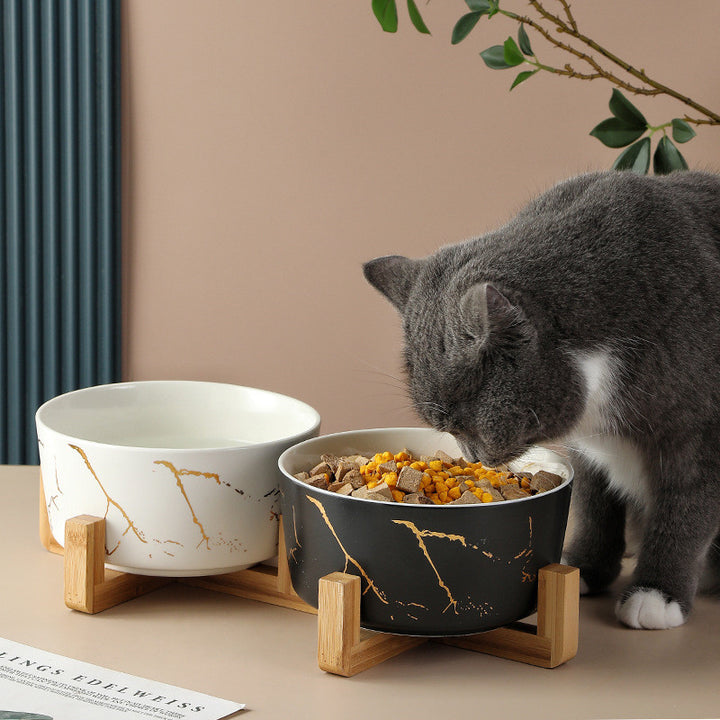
[39,481,579,676]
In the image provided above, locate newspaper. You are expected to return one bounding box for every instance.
[0,638,244,719]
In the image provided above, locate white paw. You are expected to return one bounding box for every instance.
[615,588,686,629]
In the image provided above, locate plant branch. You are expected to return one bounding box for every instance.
[505,10,664,98]
[555,0,577,32]
[521,0,720,125]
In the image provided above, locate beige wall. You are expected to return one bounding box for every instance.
[122,1,720,434]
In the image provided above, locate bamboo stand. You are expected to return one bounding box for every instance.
[40,482,579,676]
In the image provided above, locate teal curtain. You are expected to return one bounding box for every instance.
[1,0,121,464]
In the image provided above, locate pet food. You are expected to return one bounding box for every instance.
[294,449,563,505]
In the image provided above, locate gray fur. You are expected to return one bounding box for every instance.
[363,170,720,627]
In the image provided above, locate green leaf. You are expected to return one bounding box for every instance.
[407,0,430,33]
[465,0,492,11]
[589,118,646,148]
[372,0,398,32]
[503,37,525,66]
[510,68,538,90]
[518,23,533,55]
[653,136,689,174]
[612,137,651,174]
[671,118,696,144]
[608,89,646,129]
[452,12,483,44]
[480,44,511,69]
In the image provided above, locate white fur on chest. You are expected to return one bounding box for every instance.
[569,350,649,505]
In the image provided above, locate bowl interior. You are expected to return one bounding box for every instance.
[279,427,572,497]
[37,381,321,449]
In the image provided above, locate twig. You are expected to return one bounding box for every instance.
[521,0,720,125]
[513,12,664,98]
[556,0,577,32]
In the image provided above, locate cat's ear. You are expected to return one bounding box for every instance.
[460,283,534,346]
[363,255,417,312]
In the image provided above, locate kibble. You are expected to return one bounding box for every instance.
[294,449,563,505]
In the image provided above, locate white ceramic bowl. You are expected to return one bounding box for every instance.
[36,381,321,576]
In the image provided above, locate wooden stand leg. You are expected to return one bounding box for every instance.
[439,564,579,668]
[63,516,171,614]
[317,572,426,676]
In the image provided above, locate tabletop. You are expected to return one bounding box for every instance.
[2,465,719,719]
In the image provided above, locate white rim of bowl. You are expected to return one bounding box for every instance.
[278,427,573,508]
[36,380,322,453]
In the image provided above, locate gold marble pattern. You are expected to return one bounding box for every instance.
[300,492,541,626]
[52,444,262,561]
[392,520,465,614]
[69,444,147,554]
[153,460,220,549]
[306,495,389,604]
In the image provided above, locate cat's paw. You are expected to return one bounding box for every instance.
[615,587,686,630]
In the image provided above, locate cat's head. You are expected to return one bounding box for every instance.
[363,254,584,465]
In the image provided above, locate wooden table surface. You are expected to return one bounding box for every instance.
[3,465,719,719]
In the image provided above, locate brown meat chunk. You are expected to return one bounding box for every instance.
[396,465,423,493]
[352,482,393,501]
[450,489,483,504]
[530,471,563,493]
[474,480,503,502]
[310,461,333,478]
[378,460,398,474]
[403,492,432,504]
[335,460,360,483]
[307,473,330,490]
[342,469,365,489]
[499,483,530,500]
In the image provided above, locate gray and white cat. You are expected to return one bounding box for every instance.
[363,170,720,630]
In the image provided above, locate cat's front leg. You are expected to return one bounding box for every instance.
[563,450,626,594]
[616,478,720,630]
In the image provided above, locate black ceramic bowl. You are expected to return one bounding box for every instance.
[278,427,573,636]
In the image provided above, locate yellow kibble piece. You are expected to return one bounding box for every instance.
[448,486,461,500]
[430,495,441,505]
[421,473,432,487]
[381,451,393,462]
[367,481,378,489]
[392,489,404,503]
[411,461,428,471]
[446,477,457,488]
[394,451,410,462]
[434,480,448,494]
[448,466,464,475]
[383,472,398,487]
[481,492,494,503]
[520,477,531,489]
[428,460,443,472]
[438,491,449,503]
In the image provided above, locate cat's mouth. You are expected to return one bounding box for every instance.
[455,437,530,468]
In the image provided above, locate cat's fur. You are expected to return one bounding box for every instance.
[363,170,720,629]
